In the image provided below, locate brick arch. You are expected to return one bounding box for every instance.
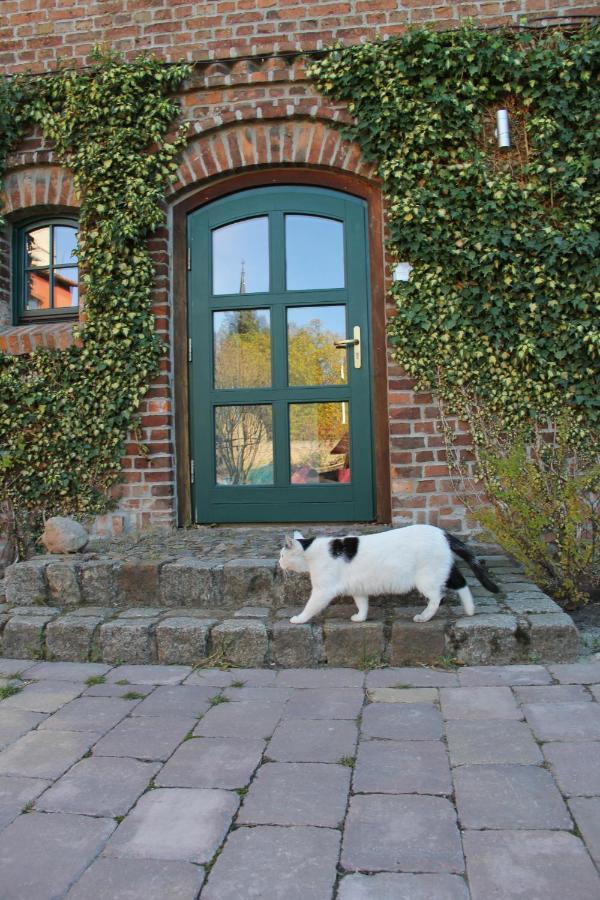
[1,165,78,216]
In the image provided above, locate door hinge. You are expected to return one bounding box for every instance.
[187,246,191,271]
[190,459,195,484]
[188,338,192,363]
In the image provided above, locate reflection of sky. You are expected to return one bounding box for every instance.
[287,305,345,338]
[55,227,78,266]
[214,309,270,336]
[213,217,269,295]
[286,216,345,290]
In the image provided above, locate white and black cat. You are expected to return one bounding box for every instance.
[279,524,499,624]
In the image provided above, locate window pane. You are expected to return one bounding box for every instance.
[289,402,350,484]
[54,226,78,266]
[287,305,347,386]
[215,405,273,485]
[213,309,271,389]
[53,267,79,308]
[212,217,269,295]
[285,215,345,290]
[26,269,51,310]
[26,227,50,269]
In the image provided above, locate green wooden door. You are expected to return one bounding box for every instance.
[187,185,374,523]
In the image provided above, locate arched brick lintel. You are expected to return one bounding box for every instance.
[1,165,78,217]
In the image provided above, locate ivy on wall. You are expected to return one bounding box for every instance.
[310,24,599,438]
[0,54,190,521]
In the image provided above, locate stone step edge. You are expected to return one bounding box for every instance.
[0,603,579,669]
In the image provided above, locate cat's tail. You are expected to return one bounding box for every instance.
[445,532,500,593]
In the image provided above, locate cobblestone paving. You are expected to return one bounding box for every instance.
[1,658,600,899]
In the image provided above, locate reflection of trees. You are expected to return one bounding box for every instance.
[214,309,271,389]
[215,405,271,484]
[288,319,345,386]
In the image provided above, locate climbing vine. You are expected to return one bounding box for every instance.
[0,53,190,524]
[310,24,599,439]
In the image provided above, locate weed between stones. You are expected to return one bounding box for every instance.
[121,691,146,700]
[337,757,355,768]
[209,695,229,706]
[85,675,106,686]
[0,683,21,701]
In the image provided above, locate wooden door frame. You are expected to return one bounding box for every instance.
[172,167,391,526]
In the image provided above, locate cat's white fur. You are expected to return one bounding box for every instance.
[279,524,476,624]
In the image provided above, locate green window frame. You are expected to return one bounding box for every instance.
[13,217,79,324]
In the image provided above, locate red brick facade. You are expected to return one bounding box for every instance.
[0,2,593,536]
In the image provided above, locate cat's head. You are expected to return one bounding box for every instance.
[279,530,310,573]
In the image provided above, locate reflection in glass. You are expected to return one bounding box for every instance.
[26,227,50,268]
[289,402,350,484]
[26,269,51,310]
[287,305,347,386]
[215,405,273,485]
[213,309,271,389]
[286,215,345,290]
[213,217,269,295]
[54,226,78,266]
[53,268,79,307]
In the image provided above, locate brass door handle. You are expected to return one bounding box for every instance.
[333,338,358,348]
[333,326,361,369]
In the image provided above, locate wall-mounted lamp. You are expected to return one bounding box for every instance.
[495,109,511,150]
[393,262,412,282]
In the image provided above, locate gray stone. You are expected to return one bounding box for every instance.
[100,618,157,664]
[160,558,220,608]
[367,687,438,703]
[338,873,470,900]
[0,679,84,713]
[463,830,600,900]
[195,699,283,740]
[440,686,522,720]
[447,614,519,665]
[80,559,117,606]
[26,660,110,680]
[549,662,600,684]
[543,741,600,796]
[36,756,159,817]
[106,664,192,685]
[202,825,340,900]
[454,764,572,830]
[157,737,265,789]
[271,622,321,667]
[0,775,51,830]
[93,714,196,761]
[276,667,364,688]
[457,664,552,687]
[2,611,58,659]
[526,612,579,662]
[524,701,600,741]
[85,682,154,698]
[0,658,36,676]
[283,687,363,720]
[115,559,161,607]
[354,739,452,795]
[0,812,115,900]
[0,730,97,779]
[4,558,48,606]
[514,684,590,704]
[281,569,312,606]
[224,668,278,686]
[104,787,238,863]
[342,794,464,873]
[504,593,563,614]
[42,516,88,554]
[67,858,205,900]
[211,619,268,667]
[446,719,543,766]
[223,685,292,702]
[390,619,446,666]
[117,607,164,618]
[38,696,137,733]
[0,709,47,750]
[323,621,385,667]
[362,702,443,741]
[156,617,216,665]
[366,667,458,688]
[46,561,82,606]
[45,614,103,662]
[267,718,357,762]
[4,605,53,616]
[239,762,350,827]
[234,606,269,618]
[222,558,280,607]
[130,684,214,718]
[569,798,600,865]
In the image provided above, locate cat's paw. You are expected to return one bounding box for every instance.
[290,615,305,624]
[351,613,368,623]
[413,612,432,623]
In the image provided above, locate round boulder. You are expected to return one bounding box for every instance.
[42,516,88,554]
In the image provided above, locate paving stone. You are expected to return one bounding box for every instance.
[367,687,438,704]
[338,873,470,900]
[100,618,158,664]
[549,662,600,684]
[446,719,543,766]
[26,660,111,680]
[543,741,600,796]
[0,811,115,900]
[354,739,452,795]
[457,664,552,687]
[160,558,221,608]
[184,667,236,687]
[276,667,364,688]
[67,857,205,900]
[342,794,464,873]
[238,761,350,826]
[0,679,84,713]
[526,613,579,663]
[268,718,357,762]
[38,696,138,733]
[80,559,118,606]
[234,606,270,618]
[568,798,600,866]
[323,621,385,667]
[202,825,340,900]
[104,787,238,863]
[440,686,522,720]
[223,685,292,702]
[93,714,196,761]
[454,764,571,830]
[504,593,563,615]
[155,617,216,665]
[366,667,458,688]
[463,830,600,900]
[447,614,519,665]
[227,668,279,686]
[524,701,600,741]
[4,559,48,606]
[589,684,600,701]
[361,702,443,741]
[116,559,161,607]
[2,611,58,659]
[271,622,321,667]
[211,619,268,667]
[117,607,164,619]
[513,684,590,704]
[106,664,192,685]
[0,776,51,830]
[0,729,98,779]
[0,658,36,676]
[44,615,104,662]
[130,684,214,717]
[282,687,363,719]
[194,699,283,740]
[156,737,265,789]
[0,708,47,750]
[84,682,155,698]
[390,619,446,665]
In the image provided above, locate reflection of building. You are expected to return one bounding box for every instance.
[28,270,78,310]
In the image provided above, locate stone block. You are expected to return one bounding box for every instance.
[0,679,84,713]
[156,616,216,665]
[354,739,452,795]
[446,719,542,766]
[0,730,97,779]
[93,714,197,761]
[366,667,458,688]
[211,618,268,667]
[234,606,270,618]
[526,612,579,663]
[0,775,51,831]
[160,558,220,608]
[46,560,81,606]
[338,874,469,900]
[4,558,48,606]
[67,858,205,900]
[524,701,600,741]
[80,559,117,606]
[116,559,161,606]
[362,702,443,741]
[271,622,322,667]
[1,611,58,659]
[323,620,385,667]
[458,664,552,687]
[195,700,283,741]
[549,662,600,684]
[106,663,191,685]
[543,741,600,797]
[267,718,358,762]
[222,558,281,608]
[38,696,137,735]
[280,570,312,607]
[367,687,438,704]
[0,710,47,751]
[41,516,88,553]
[283,687,363,720]
[440,686,522,721]
[504,593,563,615]
[276,667,364,688]
[157,737,266,790]
[45,613,103,662]
[446,614,520,665]
[569,798,600,866]
[100,618,157,664]
[390,619,445,666]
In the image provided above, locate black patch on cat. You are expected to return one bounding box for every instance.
[299,537,315,551]
[446,563,467,590]
[329,536,359,562]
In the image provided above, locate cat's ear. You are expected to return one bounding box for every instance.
[284,534,295,549]
[293,529,304,540]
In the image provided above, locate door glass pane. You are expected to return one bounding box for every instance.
[285,215,345,290]
[215,405,273,485]
[26,269,51,310]
[53,267,79,308]
[287,305,347,386]
[213,309,271,389]
[212,217,269,295]
[289,402,351,484]
[25,226,50,268]
[54,226,78,266]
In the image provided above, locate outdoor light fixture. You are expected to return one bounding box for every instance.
[393,262,413,282]
[495,109,511,149]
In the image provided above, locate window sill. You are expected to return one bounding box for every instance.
[0,321,76,355]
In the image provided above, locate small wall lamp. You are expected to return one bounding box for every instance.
[495,109,511,150]
[393,262,412,282]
